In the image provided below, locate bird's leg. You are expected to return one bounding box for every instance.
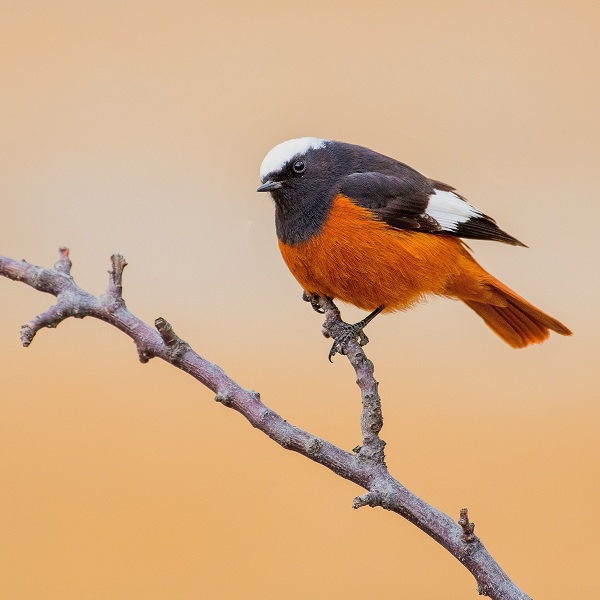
[328,306,384,362]
[302,291,325,314]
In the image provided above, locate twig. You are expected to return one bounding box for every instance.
[459,507,478,544]
[319,296,386,464]
[0,249,531,600]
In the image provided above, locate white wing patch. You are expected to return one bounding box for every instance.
[425,189,482,231]
[260,137,327,181]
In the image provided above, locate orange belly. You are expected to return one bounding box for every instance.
[278,194,490,312]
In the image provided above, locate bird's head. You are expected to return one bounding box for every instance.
[257,137,339,206]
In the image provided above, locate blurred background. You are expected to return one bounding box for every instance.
[1,1,598,598]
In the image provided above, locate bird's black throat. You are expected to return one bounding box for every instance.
[272,180,335,246]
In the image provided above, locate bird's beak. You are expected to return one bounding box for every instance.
[257,180,282,192]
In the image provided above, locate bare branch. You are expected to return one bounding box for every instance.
[0,249,532,600]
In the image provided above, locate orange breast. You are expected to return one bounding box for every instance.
[278,194,484,312]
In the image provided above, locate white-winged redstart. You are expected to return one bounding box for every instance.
[257,137,571,353]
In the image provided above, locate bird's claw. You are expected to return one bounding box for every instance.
[302,292,324,314]
[328,324,370,362]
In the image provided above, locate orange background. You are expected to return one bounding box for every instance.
[1,2,598,598]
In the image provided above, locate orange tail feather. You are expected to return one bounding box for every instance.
[463,278,572,349]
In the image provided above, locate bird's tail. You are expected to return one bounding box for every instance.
[462,276,572,349]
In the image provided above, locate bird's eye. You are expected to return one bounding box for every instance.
[292,160,306,174]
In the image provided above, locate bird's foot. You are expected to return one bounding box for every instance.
[328,322,371,362]
[302,292,325,314]
[325,306,384,362]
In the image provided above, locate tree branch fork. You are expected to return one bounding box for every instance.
[0,248,531,600]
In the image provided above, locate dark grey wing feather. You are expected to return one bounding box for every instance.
[338,172,442,233]
[338,171,526,246]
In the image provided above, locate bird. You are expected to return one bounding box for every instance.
[257,137,571,359]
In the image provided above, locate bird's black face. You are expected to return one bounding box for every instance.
[257,138,346,244]
[258,139,338,204]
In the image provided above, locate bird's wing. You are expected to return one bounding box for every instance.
[338,172,526,246]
